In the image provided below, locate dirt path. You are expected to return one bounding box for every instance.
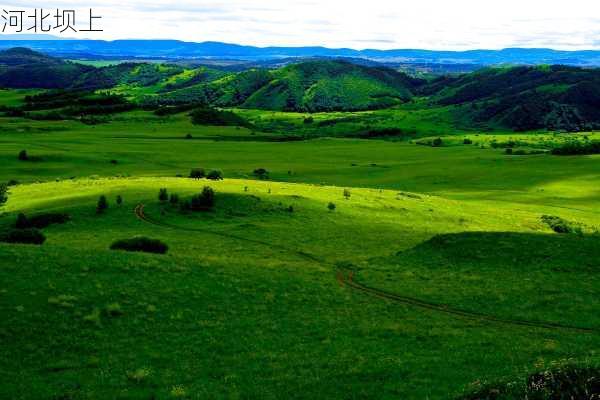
[134,203,322,263]
[134,203,598,334]
[336,270,598,334]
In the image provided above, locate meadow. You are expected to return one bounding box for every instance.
[0,88,599,399]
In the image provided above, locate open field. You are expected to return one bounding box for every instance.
[1,175,599,399]
[1,88,599,399]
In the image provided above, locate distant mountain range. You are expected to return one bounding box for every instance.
[2,47,600,132]
[1,35,600,66]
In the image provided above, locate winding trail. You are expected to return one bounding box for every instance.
[134,203,322,263]
[134,203,599,335]
[336,270,598,334]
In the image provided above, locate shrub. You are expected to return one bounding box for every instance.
[18,150,28,161]
[96,195,108,214]
[126,367,152,383]
[304,116,314,124]
[458,364,600,400]
[189,108,251,127]
[116,195,123,206]
[110,159,118,164]
[0,228,46,245]
[158,188,169,202]
[432,138,443,147]
[541,215,582,234]
[169,193,179,205]
[110,237,168,254]
[343,189,351,199]
[104,302,124,317]
[189,168,205,179]
[505,147,513,155]
[185,133,193,139]
[206,170,223,181]
[0,183,7,206]
[253,168,269,180]
[551,140,600,155]
[190,186,215,211]
[179,199,191,212]
[463,138,473,145]
[15,212,70,229]
[328,202,336,211]
[15,213,28,229]
[7,179,18,186]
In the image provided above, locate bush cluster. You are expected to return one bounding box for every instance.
[458,364,600,400]
[190,186,215,211]
[15,212,70,229]
[0,228,46,245]
[541,215,582,234]
[189,108,251,128]
[110,237,168,254]
[551,141,600,156]
[253,168,269,180]
[206,170,223,180]
[158,188,169,202]
[0,183,7,206]
[189,168,205,179]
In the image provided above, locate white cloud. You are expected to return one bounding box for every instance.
[3,0,600,50]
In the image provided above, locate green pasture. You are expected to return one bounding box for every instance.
[0,95,599,399]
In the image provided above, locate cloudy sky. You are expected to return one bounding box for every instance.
[3,0,600,50]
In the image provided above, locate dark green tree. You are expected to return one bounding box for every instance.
[0,183,7,206]
[253,168,269,180]
[189,168,205,179]
[206,170,223,181]
[97,195,108,214]
[158,188,169,202]
[190,186,215,210]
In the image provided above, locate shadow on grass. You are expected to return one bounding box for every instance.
[395,231,599,273]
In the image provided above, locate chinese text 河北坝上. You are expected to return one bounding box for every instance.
[2,8,102,33]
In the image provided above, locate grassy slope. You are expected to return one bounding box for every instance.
[1,177,599,399]
[1,114,598,209]
[0,89,40,107]
[241,61,415,112]
[0,95,599,398]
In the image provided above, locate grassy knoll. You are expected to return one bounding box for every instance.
[0,177,599,399]
[1,116,599,211]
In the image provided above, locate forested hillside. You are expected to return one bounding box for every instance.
[425,66,600,131]
[3,47,600,131]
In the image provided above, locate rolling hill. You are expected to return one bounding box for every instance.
[0,50,423,112]
[424,65,600,131]
[3,48,600,131]
[0,47,93,89]
[239,60,423,111]
[115,60,424,111]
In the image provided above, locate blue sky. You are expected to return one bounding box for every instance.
[2,0,599,50]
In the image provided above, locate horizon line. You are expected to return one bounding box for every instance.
[1,34,600,53]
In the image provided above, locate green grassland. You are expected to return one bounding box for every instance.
[1,83,600,399]
[1,176,599,399]
[0,89,41,107]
